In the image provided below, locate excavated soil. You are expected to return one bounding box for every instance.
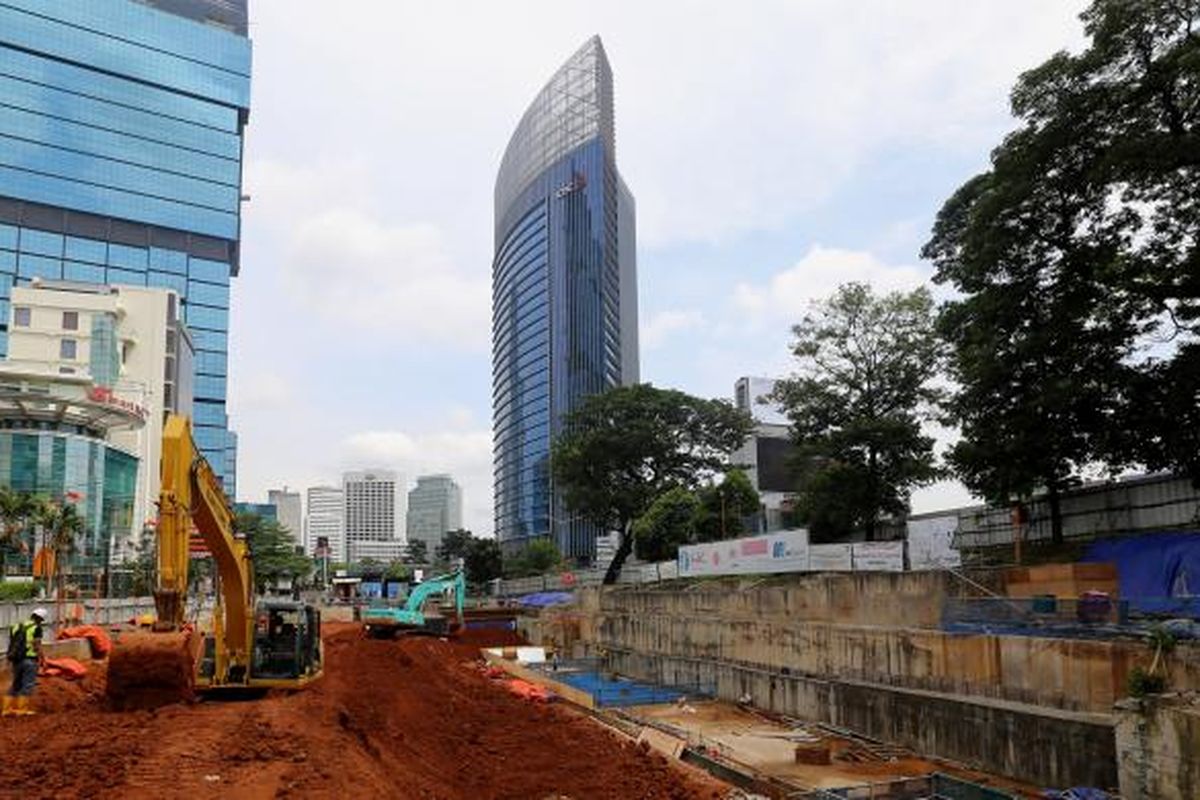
[0,624,730,799]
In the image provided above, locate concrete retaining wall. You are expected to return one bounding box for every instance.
[1116,698,1200,800]
[606,647,1116,789]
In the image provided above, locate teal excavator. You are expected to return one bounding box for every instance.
[362,570,465,638]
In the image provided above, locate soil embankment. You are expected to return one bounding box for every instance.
[0,624,727,799]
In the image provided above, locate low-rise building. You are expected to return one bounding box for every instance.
[5,281,193,562]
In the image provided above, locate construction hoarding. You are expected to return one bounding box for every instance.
[677,530,810,577]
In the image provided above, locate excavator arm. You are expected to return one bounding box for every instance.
[155,414,254,681]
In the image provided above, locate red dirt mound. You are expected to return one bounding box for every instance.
[0,622,730,799]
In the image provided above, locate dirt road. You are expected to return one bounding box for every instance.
[0,625,727,799]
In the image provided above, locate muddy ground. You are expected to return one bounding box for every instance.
[0,624,728,799]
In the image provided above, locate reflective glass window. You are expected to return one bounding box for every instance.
[18,228,63,257]
[188,259,230,286]
[147,272,187,295]
[190,329,227,351]
[60,262,100,284]
[187,281,229,309]
[186,304,228,332]
[106,244,148,271]
[64,237,107,264]
[106,267,146,287]
[149,248,188,275]
[195,350,227,377]
[194,374,227,399]
[193,400,226,427]
[0,225,16,250]
[17,254,61,280]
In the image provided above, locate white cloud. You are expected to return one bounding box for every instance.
[281,208,489,349]
[734,245,932,319]
[341,428,494,537]
[641,309,705,349]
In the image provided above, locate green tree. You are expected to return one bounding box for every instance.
[632,487,700,562]
[236,512,310,591]
[922,1,1200,537]
[39,501,84,596]
[503,538,562,578]
[464,537,503,585]
[0,487,38,580]
[693,469,761,543]
[436,529,473,565]
[385,559,410,581]
[552,383,753,583]
[774,283,942,541]
[405,539,429,565]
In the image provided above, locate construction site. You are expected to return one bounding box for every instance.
[2,525,1198,799]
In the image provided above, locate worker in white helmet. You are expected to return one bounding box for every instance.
[4,607,47,716]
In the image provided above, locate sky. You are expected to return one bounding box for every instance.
[230,0,1090,537]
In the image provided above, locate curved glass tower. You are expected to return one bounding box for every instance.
[493,36,639,562]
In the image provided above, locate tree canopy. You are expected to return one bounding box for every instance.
[774,283,942,541]
[922,0,1200,536]
[551,383,754,582]
[236,512,311,590]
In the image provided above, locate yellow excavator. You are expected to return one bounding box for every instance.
[107,415,322,708]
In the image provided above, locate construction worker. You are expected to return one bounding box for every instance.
[4,607,47,717]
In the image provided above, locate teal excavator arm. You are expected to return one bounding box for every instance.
[362,569,465,635]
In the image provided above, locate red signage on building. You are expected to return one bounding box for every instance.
[86,385,148,419]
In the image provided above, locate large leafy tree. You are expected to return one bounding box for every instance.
[692,469,762,543]
[923,0,1200,539]
[632,487,700,563]
[774,283,942,541]
[236,512,311,591]
[463,537,503,585]
[552,383,754,583]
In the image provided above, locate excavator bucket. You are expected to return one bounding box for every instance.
[106,630,199,710]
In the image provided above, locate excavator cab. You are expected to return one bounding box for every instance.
[250,601,322,682]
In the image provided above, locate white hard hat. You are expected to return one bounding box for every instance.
[31,607,48,621]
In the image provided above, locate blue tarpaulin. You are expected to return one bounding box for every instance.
[516,591,574,608]
[1083,532,1200,615]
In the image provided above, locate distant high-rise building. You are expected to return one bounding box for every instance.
[305,486,345,562]
[406,475,463,555]
[268,488,303,546]
[492,36,639,562]
[343,470,405,563]
[0,0,252,493]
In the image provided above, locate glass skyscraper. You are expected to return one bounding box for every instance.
[493,37,639,562]
[0,0,250,492]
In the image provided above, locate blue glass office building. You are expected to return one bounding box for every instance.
[0,0,250,493]
[493,37,639,562]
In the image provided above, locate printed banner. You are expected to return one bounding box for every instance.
[678,530,810,577]
[851,541,905,572]
[808,543,853,572]
[907,516,962,570]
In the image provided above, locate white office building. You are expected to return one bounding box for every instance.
[343,469,405,563]
[5,281,194,560]
[733,377,796,532]
[268,487,302,546]
[406,474,462,555]
[305,485,345,562]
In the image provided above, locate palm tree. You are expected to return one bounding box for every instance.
[40,501,85,599]
[0,487,39,581]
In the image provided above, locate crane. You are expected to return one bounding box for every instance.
[107,415,323,708]
[362,569,465,637]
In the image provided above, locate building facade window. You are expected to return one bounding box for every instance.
[62,310,78,330]
[60,338,77,360]
[13,307,30,327]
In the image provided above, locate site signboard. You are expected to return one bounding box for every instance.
[907,516,962,570]
[851,541,906,572]
[808,543,853,571]
[677,530,810,577]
